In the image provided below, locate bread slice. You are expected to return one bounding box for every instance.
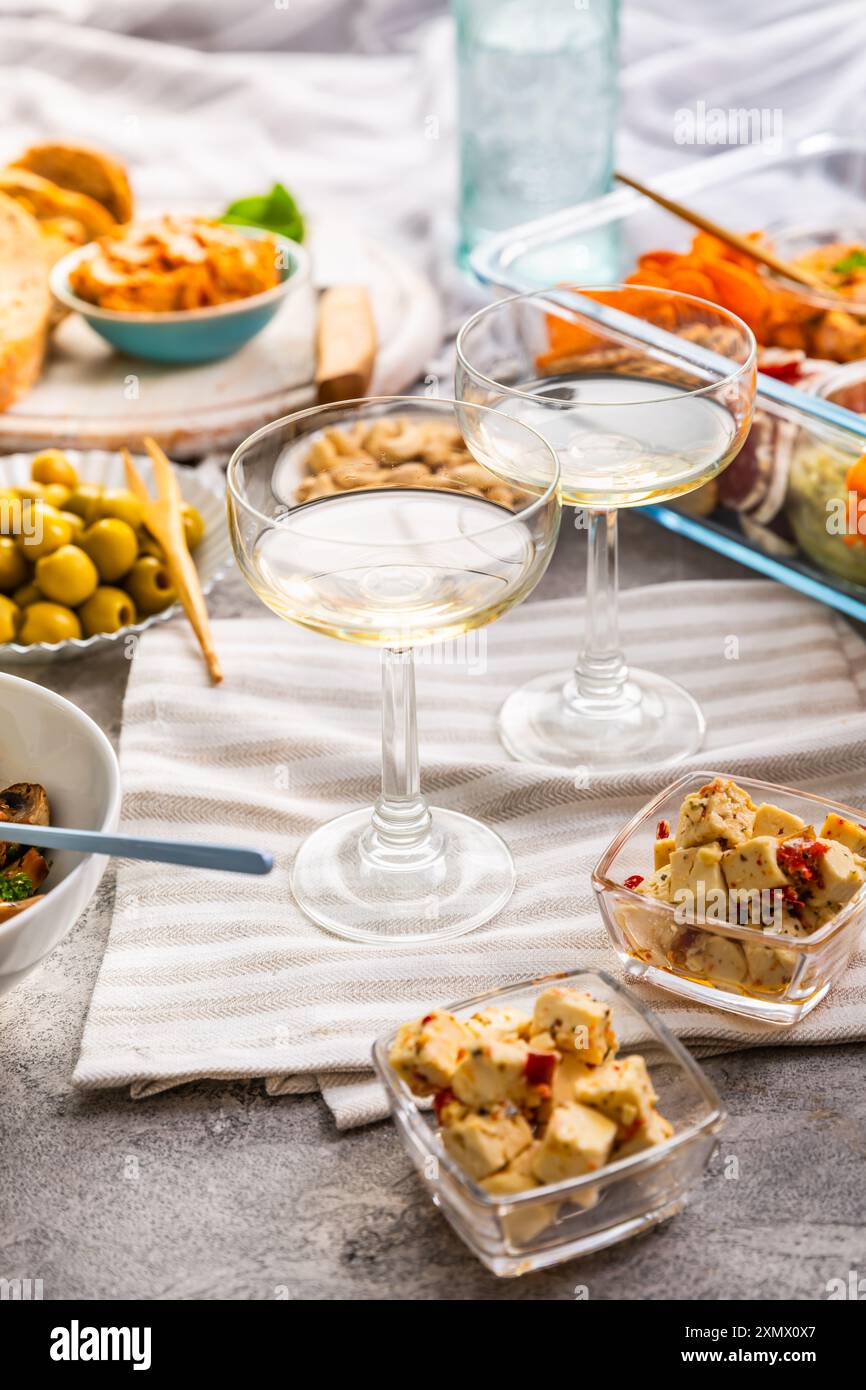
[0,168,116,239]
[13,141,133,224]
[0,192,49,411]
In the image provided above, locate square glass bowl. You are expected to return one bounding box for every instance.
[593,770,866,1026]
[372,970,724,1277]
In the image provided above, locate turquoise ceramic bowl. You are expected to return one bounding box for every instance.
[49,228,309,365]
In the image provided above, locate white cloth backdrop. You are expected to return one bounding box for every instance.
[2,0,866,298]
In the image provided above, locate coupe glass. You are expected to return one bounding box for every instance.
[227,398,560,943]
[455,285,756,772]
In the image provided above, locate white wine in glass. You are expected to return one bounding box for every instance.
[456,285,756,772]
[227,398,561,943]
[250,489,540,646]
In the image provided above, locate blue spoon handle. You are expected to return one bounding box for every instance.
[0,823,273,876]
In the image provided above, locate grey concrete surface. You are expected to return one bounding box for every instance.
[1,510,864,1301]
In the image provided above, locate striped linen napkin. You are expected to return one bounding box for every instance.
[73,579,866,1127]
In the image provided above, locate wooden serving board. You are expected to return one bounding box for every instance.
[0,221,441,460]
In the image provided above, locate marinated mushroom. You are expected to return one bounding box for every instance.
[0,781,50,826]
[0,781,51,920]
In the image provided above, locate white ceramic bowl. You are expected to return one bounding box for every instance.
[0,672,121,993]
[0,449,231,664]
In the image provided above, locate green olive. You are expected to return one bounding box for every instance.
[0,593,20,643]
[125,555,177,614]
[79,585,138,637]
[59,510,86,538]
[13,582,42,608]
[17,504,73,560]
[96,488,144,530]
[18,601,81,644]
[35,544,99,607]
[0,536,27,592]
[181,503,205,551]
[64,483,103,525]
[42,483,72,510]
[79,517,138,582]
[31,450,78,489]
[15,481,50,504]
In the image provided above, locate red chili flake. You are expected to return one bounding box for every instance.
[781,884,803,912]
[523,1051,557,1087]
[433,1088,455,1120]
[624,874,644,890]
[656,819,670,840]
[778,839,828,883]
[420,1013,434,1024]
[758,359,804,383]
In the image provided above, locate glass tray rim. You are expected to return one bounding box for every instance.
[471,128,866,623]
[471,130,866,288]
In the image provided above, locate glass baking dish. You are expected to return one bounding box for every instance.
[472,132,866,625]
[372,970,724,1277]
[593,770,866,1025]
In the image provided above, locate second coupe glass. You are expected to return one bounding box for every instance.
[456,285,756,772]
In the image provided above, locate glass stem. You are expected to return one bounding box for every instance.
[369,647,434,854]
[569,508,629,711]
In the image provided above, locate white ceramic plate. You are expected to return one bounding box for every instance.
[0,449,231,664]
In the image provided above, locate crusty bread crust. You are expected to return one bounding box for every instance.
[13,141,133,225]
[0,192,49,412]
[0,168,116,239]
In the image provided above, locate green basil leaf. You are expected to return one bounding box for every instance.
[220,182,305,243]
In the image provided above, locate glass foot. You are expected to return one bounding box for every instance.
[291,806,515,943]
[498,667,705,774]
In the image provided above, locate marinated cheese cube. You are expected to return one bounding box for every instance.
[635,864,672,901]
[479,1143,542,1196]
[389,1010,470,1096]
[820,813,866,859]
[573,1054,658,1134]
[743,941,797,992]
[798,837,866,907]
[679,928,748,984]
[654,836,676,870]
[531,987,617,1064]
[451,1035,530,1108]
[753,802,806,838]
[619,908,680,970]
[614,1107,674,1159]
[481,1145,556,1241]
[435,1092,469,1128]
[465,1005,532,1042]
[721,836,789,893]
[669,842,726,900]
[531,1102,617,1184]
[676,778,755,849]
[552,1051,594,1106]
[791,902,836,934]
[440,1105,533,1181]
